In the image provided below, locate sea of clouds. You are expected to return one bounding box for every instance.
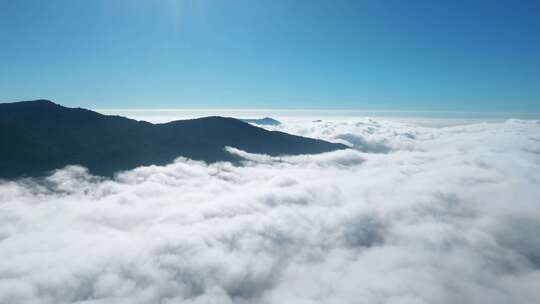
[1,117,540,304]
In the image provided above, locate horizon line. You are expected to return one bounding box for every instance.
[94,108,540,115]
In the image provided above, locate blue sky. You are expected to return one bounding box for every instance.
[1,0,539,111]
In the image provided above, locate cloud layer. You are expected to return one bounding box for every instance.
[1,118,540,304]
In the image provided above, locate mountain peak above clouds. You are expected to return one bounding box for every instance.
[0,100,346,178]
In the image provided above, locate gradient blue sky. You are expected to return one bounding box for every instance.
[1,0,539,111]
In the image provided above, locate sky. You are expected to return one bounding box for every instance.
[1,0,539,112]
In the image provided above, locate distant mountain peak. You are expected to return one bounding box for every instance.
[241,117,281,126]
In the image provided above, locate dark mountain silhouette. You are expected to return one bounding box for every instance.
[241,117,281,126]
[0,100,346,178]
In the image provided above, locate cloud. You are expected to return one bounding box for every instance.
[0,118,539,303]
[334,133,391,153]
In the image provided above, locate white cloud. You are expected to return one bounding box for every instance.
[1,118,539,303]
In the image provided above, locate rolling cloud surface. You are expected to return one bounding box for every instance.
[1,118,539,303]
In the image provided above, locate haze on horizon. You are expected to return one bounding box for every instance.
[1,0,539,112]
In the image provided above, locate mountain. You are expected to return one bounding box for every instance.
[0,100,346,178]
[241,117,281,126]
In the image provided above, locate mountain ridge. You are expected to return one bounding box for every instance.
[0,100,346,178]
